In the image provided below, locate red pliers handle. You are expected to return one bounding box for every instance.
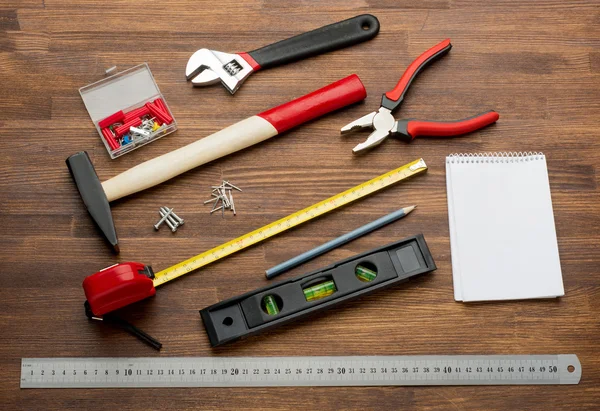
[382,39,452,112]
[393,110,500,142]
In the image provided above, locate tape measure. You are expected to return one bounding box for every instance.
[21,354,581,388]
[152,158,428,287]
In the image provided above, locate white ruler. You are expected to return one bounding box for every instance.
[21,355,580,388]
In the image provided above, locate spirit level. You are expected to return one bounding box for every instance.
[201,235,435,347]
[21,354,581,388]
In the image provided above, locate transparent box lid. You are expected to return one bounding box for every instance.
[80,63,161,122]
[79,63,177,159]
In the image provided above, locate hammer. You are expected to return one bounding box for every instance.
[66,74,367,252]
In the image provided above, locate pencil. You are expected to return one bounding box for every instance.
[265,205,416,279]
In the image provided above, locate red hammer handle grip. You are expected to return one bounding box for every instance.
[258,74,366,134]
[406,110,499,139]
[385,39,452,104]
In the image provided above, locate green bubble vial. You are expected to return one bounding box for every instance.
[355,265,377,282]
[303,280,337,302]
[263,295,280,315]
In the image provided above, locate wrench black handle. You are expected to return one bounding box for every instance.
[247,15,380,70]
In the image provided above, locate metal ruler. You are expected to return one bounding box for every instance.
[21,355,580,388]
[152,158,427,286]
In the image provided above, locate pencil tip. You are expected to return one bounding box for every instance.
[405,205,417,213]
[403,206,417,215]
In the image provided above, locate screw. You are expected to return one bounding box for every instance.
[159,208,179,231]
[154,207,173,230]
[164,216,178,232]
[159,207,178,225]
[162,206,184,226]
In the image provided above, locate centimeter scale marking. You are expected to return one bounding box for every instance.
[152,158,428,286]
[21,355,581,388]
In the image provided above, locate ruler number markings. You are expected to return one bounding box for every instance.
[22,356,579,387]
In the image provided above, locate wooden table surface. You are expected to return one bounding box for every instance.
[1,0,599,409]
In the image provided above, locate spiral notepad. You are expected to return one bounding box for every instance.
[446,152,564,302]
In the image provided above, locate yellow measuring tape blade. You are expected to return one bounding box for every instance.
[153,158,427,287]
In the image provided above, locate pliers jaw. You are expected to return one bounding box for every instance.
[185,49,255,94]
[340,111,376,134]
[341,107,396,153]
[351,127,391,153]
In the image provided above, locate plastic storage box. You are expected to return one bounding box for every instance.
[79,63,177,159]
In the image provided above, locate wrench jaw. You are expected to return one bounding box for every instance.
[186,49,254,94]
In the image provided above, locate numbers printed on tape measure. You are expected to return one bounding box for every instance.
[21,355,581,388]
[151,159,428,287]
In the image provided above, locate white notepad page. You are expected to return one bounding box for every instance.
[446,153,564,302]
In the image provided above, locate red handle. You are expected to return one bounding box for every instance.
[385,39,452,104]
[258,74,367,134]
[406,110,499,139]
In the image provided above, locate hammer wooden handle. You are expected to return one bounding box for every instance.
[102,74,366,202]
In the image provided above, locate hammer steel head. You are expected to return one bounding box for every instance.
[66,152,119,253]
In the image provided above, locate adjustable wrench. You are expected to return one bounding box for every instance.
[186,15,379,94]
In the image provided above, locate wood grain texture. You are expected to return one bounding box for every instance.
[1,0,599,409]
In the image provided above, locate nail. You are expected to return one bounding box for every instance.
[224,180,242,192]
[229,191,236,215]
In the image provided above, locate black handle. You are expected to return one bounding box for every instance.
[248,15,380,70]
[85,301,163,350]
[103,313,163,350]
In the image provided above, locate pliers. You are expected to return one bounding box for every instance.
[341,39,499,153]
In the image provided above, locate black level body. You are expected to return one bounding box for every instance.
[200,234,436,347]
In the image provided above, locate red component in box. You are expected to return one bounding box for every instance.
[115,117,142,137]
[154,98,167,112]
[98,110,125,129]
[101,128,119,150]
[146,102,172,125]
[123,106,150,122]
[83,262,156,316]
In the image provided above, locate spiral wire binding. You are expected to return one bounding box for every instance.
[446,152,545,164]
